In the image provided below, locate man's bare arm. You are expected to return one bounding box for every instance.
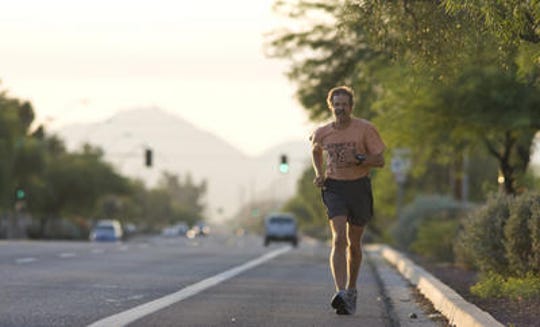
[311,145,325,187]
[364,152,385,168]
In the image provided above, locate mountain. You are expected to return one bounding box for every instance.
[55,107,310,221]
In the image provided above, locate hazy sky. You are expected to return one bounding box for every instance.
[0,0,316,156]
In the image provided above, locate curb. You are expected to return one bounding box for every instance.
[365,244,504,327]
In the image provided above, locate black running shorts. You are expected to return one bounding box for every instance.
[321,177,373,226]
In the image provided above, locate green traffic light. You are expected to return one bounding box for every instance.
[16,189,25,200]
[279,154,289,173]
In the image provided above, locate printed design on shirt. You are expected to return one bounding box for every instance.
[325,142,356,169]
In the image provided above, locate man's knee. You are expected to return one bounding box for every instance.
[332,233,348,251]
[348,242,362,257]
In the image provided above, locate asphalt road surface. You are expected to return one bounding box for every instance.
[0,232,440,327]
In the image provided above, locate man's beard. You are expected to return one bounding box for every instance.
[334,109,349,121]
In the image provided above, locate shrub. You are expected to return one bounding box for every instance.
[529,200,540,274]
[471,272,540,300]
[392,195,464,250]
[456,192,540,276]
[454,194,510,274]
[410,218,460,262]
[470,272,505,298]
[503,273,540,300]
[504,193,536,275]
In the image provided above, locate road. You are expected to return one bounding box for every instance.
[0,233,440,327]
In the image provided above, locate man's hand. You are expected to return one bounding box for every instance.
[313,175,325,188]
[355,154,367,165]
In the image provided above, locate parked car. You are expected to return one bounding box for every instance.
[264,213,298,247]
[89,220,123,242]
[162,223,189,237]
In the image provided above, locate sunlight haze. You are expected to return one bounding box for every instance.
[0,0,314,156]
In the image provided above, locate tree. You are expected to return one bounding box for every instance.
[155,172,208,227]
[267,0,383,120]
[443,1,540,87]
[438,65,540,194]
[123,172,208,233]
[268,0,540,195]
[443,0,540,45]
[0,90,45,217]
[0,87,212,239]
[28,144,130,236]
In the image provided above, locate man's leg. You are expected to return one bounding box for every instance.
[329,216,348,291]
[346,223,365,290]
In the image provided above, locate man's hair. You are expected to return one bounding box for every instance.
[326,86,354,109]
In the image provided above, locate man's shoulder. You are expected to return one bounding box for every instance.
[310,121,333,143]
[352,117,375,127]
[313,121,333,134]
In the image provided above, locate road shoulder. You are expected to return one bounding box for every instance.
[366,247,443,327]
[366,244,505,327]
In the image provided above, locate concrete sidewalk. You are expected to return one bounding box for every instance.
[366,244,504,327]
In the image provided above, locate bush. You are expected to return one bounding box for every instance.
[528,200,540,273]
[471,272,540,300]
[392,195,465,250]
[504,274,540,300]
[455,192,540,276]
[504,193,537,275]
[410,218,460,262]
[454,194,510,273]
[470,272,505,298]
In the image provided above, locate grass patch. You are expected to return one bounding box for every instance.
[471,272,540,300]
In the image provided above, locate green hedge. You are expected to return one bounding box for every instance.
[455,192,540,277]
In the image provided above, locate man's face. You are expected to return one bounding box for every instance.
[331,94,352,120]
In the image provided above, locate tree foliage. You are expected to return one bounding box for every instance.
[443,0,540,45]
[268,0,540,197]
[153,172,207,227]
[267,0,383,120]
[0,90,43,210]
[0,88,208,239]
[266,0,540,240]
[437,65,540,193]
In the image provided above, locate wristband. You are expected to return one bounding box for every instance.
[355,154,367,165]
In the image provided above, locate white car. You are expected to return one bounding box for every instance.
[264,214,298,247]
[89,220,123,242]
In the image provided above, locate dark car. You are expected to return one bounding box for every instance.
[264,214,298,247]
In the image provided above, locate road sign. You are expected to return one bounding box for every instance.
[391,148,411,183]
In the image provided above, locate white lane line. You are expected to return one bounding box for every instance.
[92,284,119,289]
[87,246,292,327]
[59,252,76,258]
[15,257,37,264]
